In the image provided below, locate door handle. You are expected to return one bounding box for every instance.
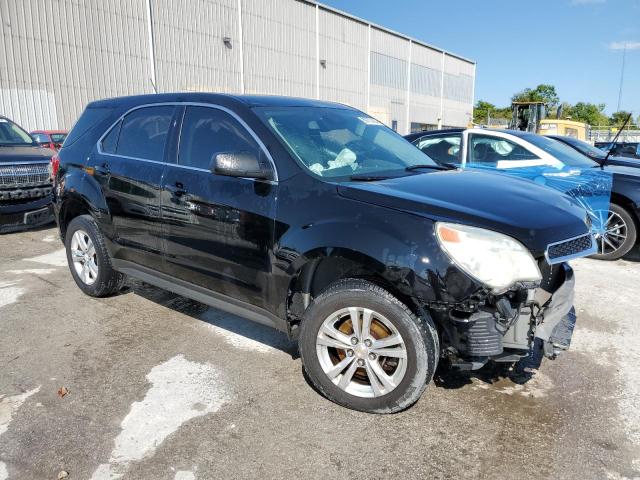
[167,182,187,197]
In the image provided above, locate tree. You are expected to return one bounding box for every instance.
[609,111,633,126]
[512,84,560,113]
[563,102,608,126]
[473,100,511,125]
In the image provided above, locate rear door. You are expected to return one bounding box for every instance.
[95,105,176,270]
[160,105,277,310]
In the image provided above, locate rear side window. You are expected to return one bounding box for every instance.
[116,106,175,162]
[178,106,261,170]
[101,121,121,154]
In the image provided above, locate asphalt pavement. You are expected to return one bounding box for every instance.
[1,226,639,479]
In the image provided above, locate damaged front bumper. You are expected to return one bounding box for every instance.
[443,262,577,369]
[530,263,576,359]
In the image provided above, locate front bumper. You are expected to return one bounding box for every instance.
[445,262,577,368]
[0,193,55,233]
[531,263,576,358]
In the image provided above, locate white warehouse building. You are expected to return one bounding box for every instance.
[0,0,476,134]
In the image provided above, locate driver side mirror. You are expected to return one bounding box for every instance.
[211,151,274,181]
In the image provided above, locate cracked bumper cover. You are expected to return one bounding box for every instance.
[534,263,576,358]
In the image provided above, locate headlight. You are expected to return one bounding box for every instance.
[435,222,541,293]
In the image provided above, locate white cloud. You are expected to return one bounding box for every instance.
[571,0,606,4]
[609,41,640,50]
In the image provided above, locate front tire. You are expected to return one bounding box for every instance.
[65,215,125,297]
[299,278,438,413]
[591,203,637,260]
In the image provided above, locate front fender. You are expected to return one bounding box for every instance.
[271,184,483,318]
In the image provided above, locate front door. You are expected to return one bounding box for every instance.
[160,105,277,311]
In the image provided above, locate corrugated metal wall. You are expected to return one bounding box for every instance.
[318,8,368,111]
[0,0,151,130]
[0,0,475,133]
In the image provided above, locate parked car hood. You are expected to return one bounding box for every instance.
[0,145,54,163]
[337,169,590,256]
[603,158,640,171]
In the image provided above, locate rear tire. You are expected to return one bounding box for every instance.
[590,203,636,261]
[65,215,126,297]
[299,278,438,413]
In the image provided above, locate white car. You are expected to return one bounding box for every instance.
[405,128,637,261]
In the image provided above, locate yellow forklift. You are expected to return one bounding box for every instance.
[509,101,588,140]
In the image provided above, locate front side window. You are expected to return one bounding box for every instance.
[415,134,461,165]
[468,134,540,168]
[178,106,262,170]
[116,106,175,162]
[254,107,437,179]
[0,118,35,146]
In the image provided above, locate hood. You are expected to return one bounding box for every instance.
[337,169,590,256]
[0,145,54,164]
[603,160,640,174]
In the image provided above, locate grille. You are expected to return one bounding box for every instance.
[0,163,50,189]
[546,234,594,262]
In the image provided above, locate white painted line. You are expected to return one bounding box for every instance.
[0,282,26,309]
[0,461,7,480]
[24,248,67,267]
[5,268,57,276]
[0,387,41,435]
[174,471,195,480]
[90,355,229,480]
[199,309,286,354]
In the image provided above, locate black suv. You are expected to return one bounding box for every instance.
[0,116,55,232]
[54,93,594,413]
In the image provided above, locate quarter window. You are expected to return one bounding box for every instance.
[178,106,261,170]
[116,106,175,162]
[101,121,121,154]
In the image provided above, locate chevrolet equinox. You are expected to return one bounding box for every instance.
[53,94,595,413]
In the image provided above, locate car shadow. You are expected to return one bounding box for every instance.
[124,279,298,358]
[622,244,640,262]
[434,341,545,390]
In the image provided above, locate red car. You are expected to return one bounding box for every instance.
[31,129,68,151]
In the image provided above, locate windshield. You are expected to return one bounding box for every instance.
[520,133,597,168]
[554,136,606,160]
[254,107,437,179]
[0,118,35,146]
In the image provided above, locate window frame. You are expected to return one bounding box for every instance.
[176,105,264,172]
[97,102,278,182]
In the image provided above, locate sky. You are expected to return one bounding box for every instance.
[321,0,640,117]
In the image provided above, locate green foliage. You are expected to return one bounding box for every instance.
[609,111,633,126]
[473,100,511,125]
[562,102,609,126]
[511,84,560,111]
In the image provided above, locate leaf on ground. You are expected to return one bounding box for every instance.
[57,386,69,398]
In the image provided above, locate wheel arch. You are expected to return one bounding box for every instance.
[285,248,431,338]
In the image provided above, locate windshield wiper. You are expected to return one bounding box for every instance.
[405,163,456,171]
[349,174,394,181]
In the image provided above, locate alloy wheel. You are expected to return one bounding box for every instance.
[315,307,407,398]
[70,229,99,285]
[595,209,628,256]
